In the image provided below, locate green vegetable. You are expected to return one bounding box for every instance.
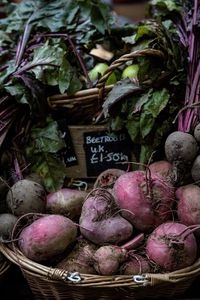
[148,0,200,133]
[121,64,139,79]
[103,18,187,163]
[0,0,189,188]
[0,0,136,190]
[89,63,117,85]
[25,118,67,192]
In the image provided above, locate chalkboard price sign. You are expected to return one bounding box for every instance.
[83,130,132,176]
[57,120,78,167]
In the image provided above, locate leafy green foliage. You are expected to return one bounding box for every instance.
[148,0,200,133]
[0,0,138,190]
[102,78,142,118]
[148,0,182,14]
[107,18,186,164]
[147,0,190,19]
[29,153,67,192]
[25,118,67,192]
[109,88,173,163]
[0,0,115,40]
[0,0,189,186]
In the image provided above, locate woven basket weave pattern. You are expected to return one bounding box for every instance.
[47,48,164,123]
[0,243,199,300]
[0,258,10,281]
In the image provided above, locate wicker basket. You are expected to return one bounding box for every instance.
[0,242,199,300]
[0,253,10,281]
[47,48,164,124]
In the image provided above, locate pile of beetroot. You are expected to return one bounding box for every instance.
[0,130,200,277]
[0,0,200,280]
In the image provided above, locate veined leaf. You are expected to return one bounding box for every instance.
[102,78,142,118]
[143,88,170,118]
[140,88,169,138]
[27,41,64,79]
[126,115,140,141]
[0,30,12,47]
[4,80,30,104]
[140,112,155,139]
[150,0,181,12]
[133,89,152,113]
[29,153,67,192]
[25,118,67,191]
[27,119,65,154]
[58,58,82,94]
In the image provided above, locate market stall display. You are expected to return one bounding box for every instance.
[0,1,200,299]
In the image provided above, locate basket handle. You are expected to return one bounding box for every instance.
[96,48,165,100]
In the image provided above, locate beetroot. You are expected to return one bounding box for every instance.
[46,188,87,220]
[146,222,197,272]
[79,189,133,245]
[18,214,77,262]
[149,160,173,179]
[120,254,150,275]
[113,170,175,232]
[164,131,198,164]
[176,184,200,234]
[6,179,46,216]
[191,155,200,183]
[164,131,199,185]
[122,233,144,251]
[194,123,200,143]
[56,237,98,274]
[93,245,127,275]
[94,168,126,190]
[0,213,18,241]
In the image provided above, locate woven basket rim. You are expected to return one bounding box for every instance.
[47,48,164,112]
[0,258,10,277]
[96,48,164,89]
[0,242,199,287]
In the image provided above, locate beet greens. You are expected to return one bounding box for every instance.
[149,0,200,133]
[0,0,136,191]
[102,18,187,163]
[175,0,200,132]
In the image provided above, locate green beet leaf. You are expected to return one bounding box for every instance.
[26,118,65,154]
[25,118,67,192]
[29,153,67,192]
